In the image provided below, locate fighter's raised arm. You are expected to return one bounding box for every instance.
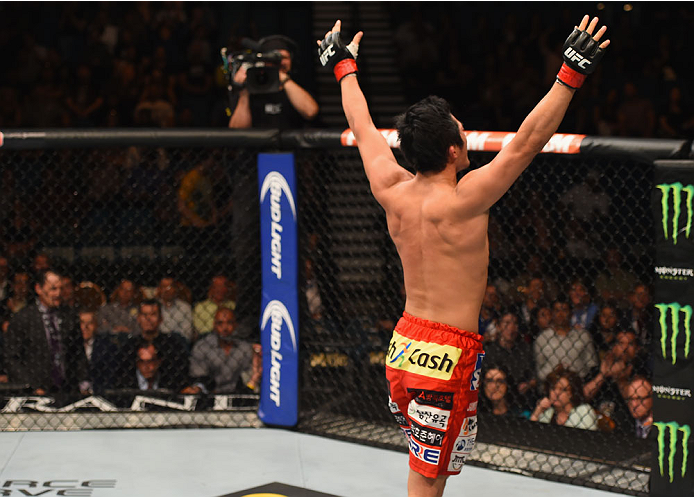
[318,20,413,204]
[456,15,610,214]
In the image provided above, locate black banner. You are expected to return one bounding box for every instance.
[651,160,694,497]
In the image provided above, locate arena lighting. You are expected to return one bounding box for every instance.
[597,3,605,10]
[624,3,633,11]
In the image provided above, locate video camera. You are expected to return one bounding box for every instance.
[222,35,299,96]
[222,48,284,95]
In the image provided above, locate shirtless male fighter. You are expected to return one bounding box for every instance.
[318,16,610,497]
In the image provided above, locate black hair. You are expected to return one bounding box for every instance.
[394,96,463,174]
[34,268,59,290]
[139,298,161,317]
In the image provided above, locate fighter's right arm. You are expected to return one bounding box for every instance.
[319,20,412,202]
[340,75,413,200]
[457,16,609,213]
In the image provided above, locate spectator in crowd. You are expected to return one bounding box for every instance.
[530,367,598,431]
[657,85,694,139]
[528,301,552,340]
[193,275,236,338]
[569,279,598,331]
[228,35,319,129]
[305,258,324,321]
[534,298,598,385]
[624,376,653,439]
[65,64,105,127]
[480,364,525,418]
[589,302,623,358]
[509,254,558,306]
[156,277,193,342]
[3,269,90,395]
[4,271,31,315]
[129,342,174,391]
[483,312,537,408]
[99,279,141,335]
[188,307,261,394]
[594,247,637,307]
[478,284,502,340]
[4,200,38,260]
[559,170,610,229]
[515,276,546,331]
[0,255,9,301]
[79,308,122,394]
[121,299,190,391]
[582,330,647,433]
[60,275,77,308]
[32,253,51,275]
[627,283,652,349]
[618,82,656,138]
[177,153,219,254]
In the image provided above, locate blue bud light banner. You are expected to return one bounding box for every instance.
[651,160,694,497]
[257,153,299,426]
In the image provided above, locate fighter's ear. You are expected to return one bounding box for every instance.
[447,145,459,163]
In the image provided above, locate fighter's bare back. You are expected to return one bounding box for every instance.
[380,167,489,334]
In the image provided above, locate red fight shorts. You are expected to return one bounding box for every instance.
[385,312,485,478]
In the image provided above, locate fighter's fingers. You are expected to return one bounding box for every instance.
[578,15,589,31]
[592,25,607,42]
[599,39,611,49]
[334,20,341,33]
[586,16,599,36]
[351,31,364,47]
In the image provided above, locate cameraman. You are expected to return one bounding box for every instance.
[228,35,319,129]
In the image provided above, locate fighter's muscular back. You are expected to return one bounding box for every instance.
[382,177,489,333]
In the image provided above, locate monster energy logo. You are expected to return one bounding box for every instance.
[655,302,692,365]
[654,421,691,482]
[657,182,694,245]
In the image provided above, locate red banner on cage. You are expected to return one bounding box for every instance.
[340,129,586,155]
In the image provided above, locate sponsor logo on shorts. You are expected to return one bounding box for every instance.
[408,402,450,430]
[467,401,478,412]
[393,412,408,426]
[453,434,476,454]
[387,331,462,381]
[410,419,446,448]
[448,454,467,472]
[407,389,454,410]
[459,415,478,436]
[469,353,485,391]
[388,397,400,413]
[409,438,441,466]
[402,427,412,439]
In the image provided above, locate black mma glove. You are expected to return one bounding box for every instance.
[556,27,607,90]
[318,30,359,82]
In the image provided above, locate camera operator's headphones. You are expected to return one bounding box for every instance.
[258,35,300,75]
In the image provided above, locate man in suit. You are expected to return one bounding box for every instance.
[3,269,90,395]
[118,299,191,392]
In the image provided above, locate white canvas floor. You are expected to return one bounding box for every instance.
[0,428,626,496]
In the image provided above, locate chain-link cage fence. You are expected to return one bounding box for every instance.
[1,143,263,429]
[296,148,654,496]
[0,130,667,495]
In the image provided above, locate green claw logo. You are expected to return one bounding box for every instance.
[657,182,694,245]
[654,421,691,482]
[655,303,692,365]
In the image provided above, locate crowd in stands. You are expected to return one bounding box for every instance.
[1,239,655,437]
[0,2,691,138]
[475,269,653,438]
[0,2,314,129]
[389,3,694,138]
[1,258,261,403]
